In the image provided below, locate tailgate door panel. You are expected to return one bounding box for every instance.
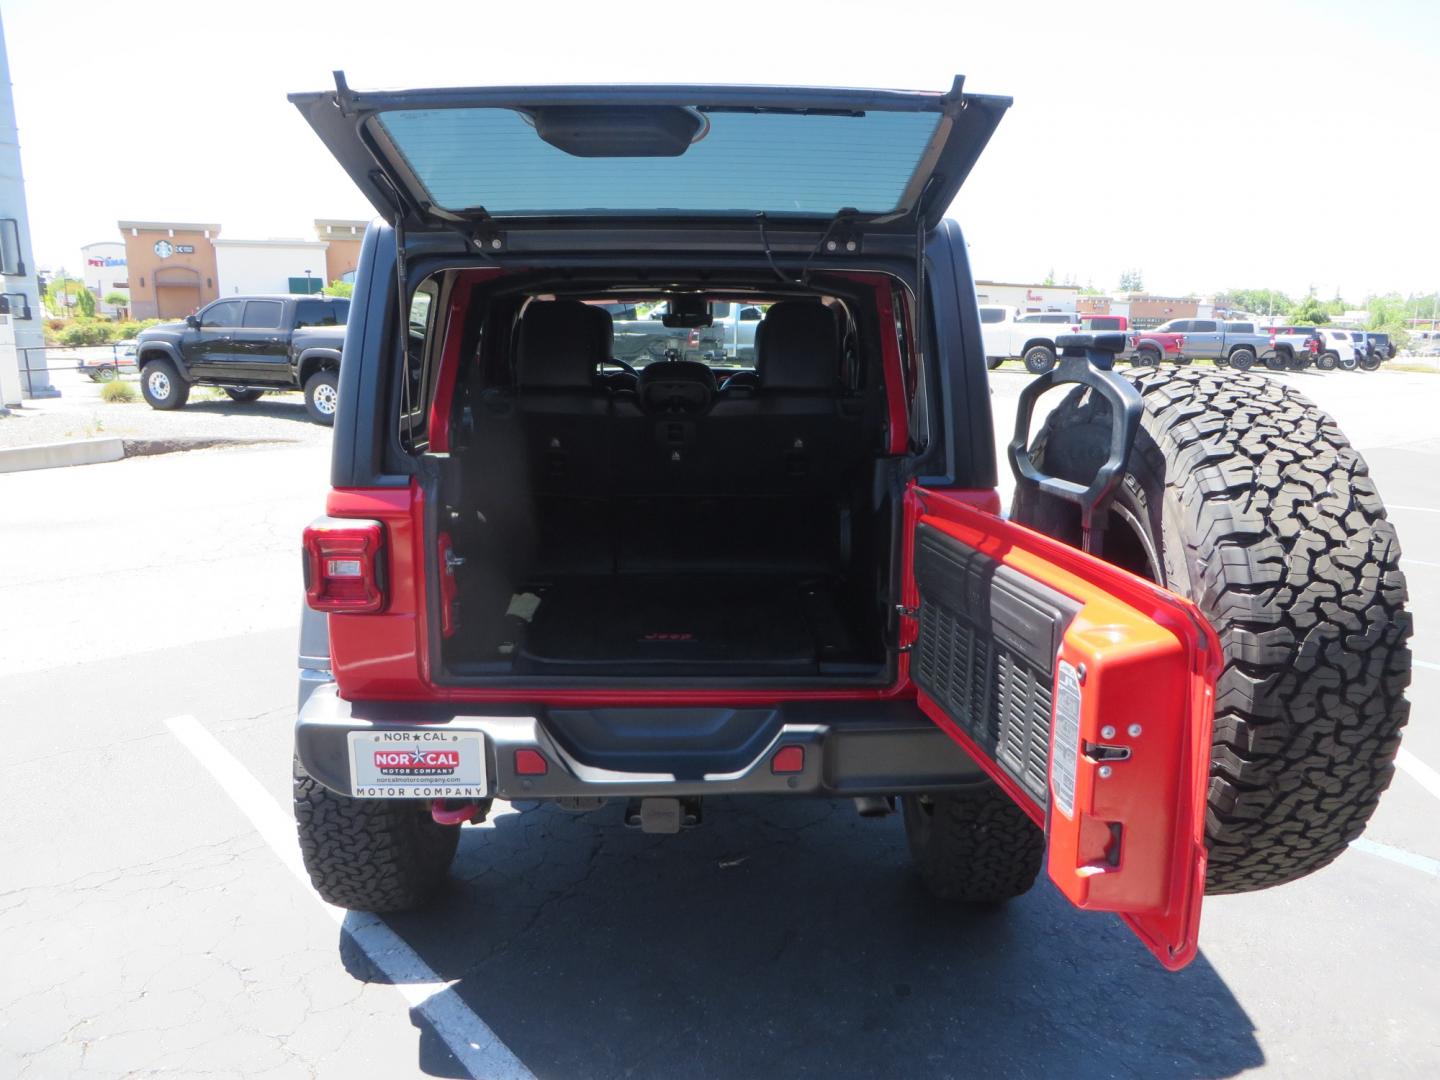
[907,486,1220,970]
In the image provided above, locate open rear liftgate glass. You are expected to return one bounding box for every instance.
[905,488,1220,970]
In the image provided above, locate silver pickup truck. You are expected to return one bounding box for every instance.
[1152,318,1271,370]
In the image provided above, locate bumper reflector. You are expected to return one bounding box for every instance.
[771,746,805,774]
[514,749,549,775]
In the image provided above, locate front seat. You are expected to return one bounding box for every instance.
[755,301,841,393]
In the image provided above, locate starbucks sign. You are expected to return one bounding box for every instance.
[152,241,196,258]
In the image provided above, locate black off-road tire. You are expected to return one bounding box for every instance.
[1131,346,1162,368]
[92,364,117,382]
[1317,351,1339,371]
[1012,369,1411,895]
[987,356,1005,370]
[304,369,339,425]
[139,359,190,410]
[1360,354,1382,372]
[1023,344,1056,375]
[902,785,1045,903]
[293,760,459,912]
[1230,347,1257,371]
[224,386,265,402]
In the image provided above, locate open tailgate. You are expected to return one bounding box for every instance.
[905,486,1220,970]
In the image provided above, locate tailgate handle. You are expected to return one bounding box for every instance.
[1007,333,1142,555]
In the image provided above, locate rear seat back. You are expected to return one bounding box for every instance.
[516,300,612,496]
[713,300,863,496]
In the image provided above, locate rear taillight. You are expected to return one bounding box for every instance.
[1175,334,1185,350]
[687,329,700,347]
[303,518,386,613]
[1269,334,1277,346]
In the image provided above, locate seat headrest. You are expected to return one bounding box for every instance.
[756,301,840,390]
[637,359,717,414]
[517,300,608,389]
[585,304,615,361]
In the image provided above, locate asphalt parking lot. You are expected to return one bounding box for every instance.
[1,366,1436,1078]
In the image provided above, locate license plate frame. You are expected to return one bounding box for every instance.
[347,729,488,799]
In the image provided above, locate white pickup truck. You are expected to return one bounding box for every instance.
[978,306,1083,373]
[703,301,764,362]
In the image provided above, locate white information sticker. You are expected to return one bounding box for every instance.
[348,730,488,799]
[1051,661,1082,818]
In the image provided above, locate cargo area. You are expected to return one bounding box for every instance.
[432,287,900,683]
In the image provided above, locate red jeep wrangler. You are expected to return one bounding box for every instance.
[289,76,1410,970]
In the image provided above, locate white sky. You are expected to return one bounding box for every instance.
[6,0,1436,300]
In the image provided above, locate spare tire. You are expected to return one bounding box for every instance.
[1012,368,1411,894]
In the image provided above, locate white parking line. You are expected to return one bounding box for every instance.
[1396,747,1440,803]
[1351,837,1440,878]
[1389,504,1440,514]
[1403,558,1440,569]
[164,715,533,1080]
[1415,659,1440,673]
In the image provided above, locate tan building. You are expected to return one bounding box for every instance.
[1126,294,1199,328]
[118,221,220,319]
[315,219,368,285]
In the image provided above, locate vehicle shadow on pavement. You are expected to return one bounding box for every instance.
[342,798,1263,1080]
[183,398,314,424]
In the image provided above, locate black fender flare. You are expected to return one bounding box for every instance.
[296,348,342,386]
[135,341,191,381]
[1019,337,1058,357]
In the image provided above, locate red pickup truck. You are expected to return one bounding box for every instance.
[1130,327,1186,366]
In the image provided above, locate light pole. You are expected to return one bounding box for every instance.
[304,269,312,295]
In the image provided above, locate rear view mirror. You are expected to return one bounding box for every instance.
[0,218,24,276]
[661,295,713,328]
[186,315,201,329]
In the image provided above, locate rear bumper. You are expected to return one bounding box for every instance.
[295,682,985,800]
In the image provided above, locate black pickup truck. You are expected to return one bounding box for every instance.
[135,294,348,424]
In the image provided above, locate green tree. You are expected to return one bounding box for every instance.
[1118,269,1144,293]
[104,290,129,318]
[1290,296,1331,325]
[1366,293,1413,350]
[1042,268,1056,286]
[75,288,96,317]
[323,279,354,298]
[1219,288,1292,317]
[45,274,85,316]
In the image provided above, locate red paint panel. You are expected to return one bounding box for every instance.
[426,268,506,453]
[911,484,1220,971]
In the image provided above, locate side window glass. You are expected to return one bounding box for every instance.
[294,300,340,328]
[200,300,242,328]
[242,300,284,329]
[740,306,761,321]
[399,283,440,454]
